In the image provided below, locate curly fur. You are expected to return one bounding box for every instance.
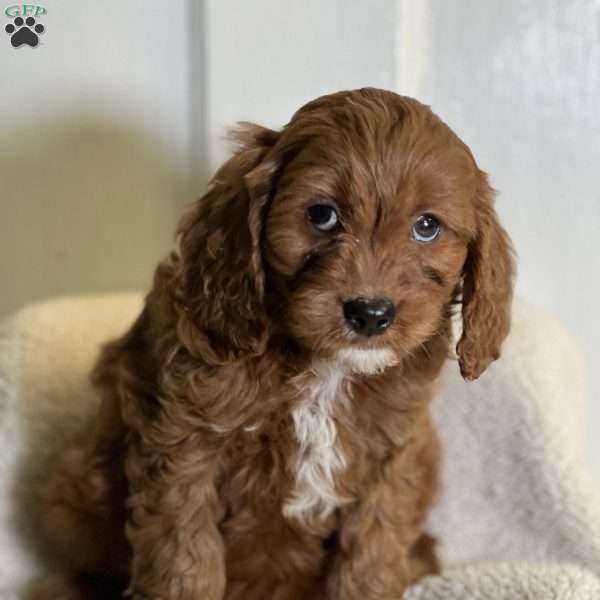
[31,88,514,599]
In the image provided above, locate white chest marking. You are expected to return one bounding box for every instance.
[283,363,349,524]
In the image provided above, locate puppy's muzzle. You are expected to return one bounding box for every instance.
[343,297,395,337]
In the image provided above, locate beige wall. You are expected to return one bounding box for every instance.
[0,1,197,317]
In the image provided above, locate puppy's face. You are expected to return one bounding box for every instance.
[263,98,479,373]
[179,89,513,379]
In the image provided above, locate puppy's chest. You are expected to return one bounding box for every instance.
[220,365,359,528]
[281,366,352,525]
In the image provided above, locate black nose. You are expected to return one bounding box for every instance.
[343,297,396,337]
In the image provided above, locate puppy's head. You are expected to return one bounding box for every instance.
[177,89,514,378]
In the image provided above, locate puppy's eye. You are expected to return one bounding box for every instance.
[307,204,339,232]
[412,214,441,242]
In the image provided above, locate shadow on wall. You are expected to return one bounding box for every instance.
[0,116,194,318]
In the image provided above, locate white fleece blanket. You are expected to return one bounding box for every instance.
[0,294,598,599]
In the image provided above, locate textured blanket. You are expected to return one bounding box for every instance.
[0,295,598,598]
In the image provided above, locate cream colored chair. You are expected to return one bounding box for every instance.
[0,295,599,599]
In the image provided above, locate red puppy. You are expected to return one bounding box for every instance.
[34,88,514,600]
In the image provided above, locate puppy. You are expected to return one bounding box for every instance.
[34,88,514,600]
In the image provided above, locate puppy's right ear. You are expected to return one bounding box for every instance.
[174,124,280,364]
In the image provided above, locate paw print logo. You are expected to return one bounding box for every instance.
[5,16,45,48]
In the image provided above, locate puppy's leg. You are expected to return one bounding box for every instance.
[326,445,436,599]
[407,421,441,584]
[125,434,226,600]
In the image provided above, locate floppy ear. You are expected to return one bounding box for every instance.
[175,124,280,364]
[457,172,515,380]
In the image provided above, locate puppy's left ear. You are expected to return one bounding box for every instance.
[457,172,515,380]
